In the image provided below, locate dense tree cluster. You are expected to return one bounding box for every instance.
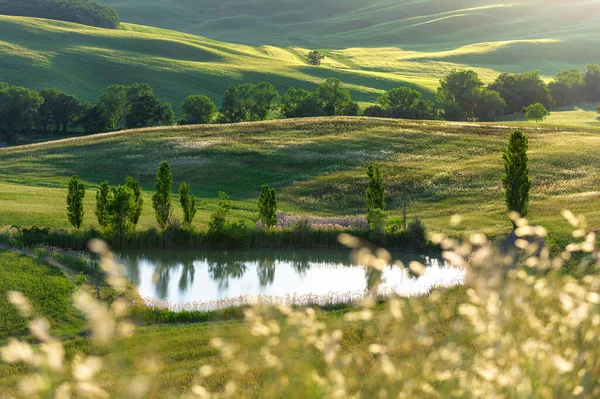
[436,64,600,122]
[83,83,174,133]
[548,64,600,106]
[93,176,144,238]
[488,71,551,114]
[0,0,120,29]
[0,83,44,143]
[179,95,216,125]
[370,87,436,120]
[280,78,358,118]
[0,82,173,143]
[219,82,279,123]
[4,63,600,144]
[438,70,506,121]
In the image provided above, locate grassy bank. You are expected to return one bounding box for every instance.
[1,223,428,253]
[0,250,83,340]
[1,118,599,244]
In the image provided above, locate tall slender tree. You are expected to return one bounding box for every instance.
[179,182,197,228]
[95,180,111,228]
[67,175,85,228]
[152,161,173,229]
[125,176,144,226]
[258,184,278,228]
[366,163,386,232]
[366,163,385,212]
[502,130,532,219]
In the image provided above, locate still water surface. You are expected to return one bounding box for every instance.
[117,249,465,308]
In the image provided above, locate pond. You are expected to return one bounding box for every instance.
[117,249,465,311]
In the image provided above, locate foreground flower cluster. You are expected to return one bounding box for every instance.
[2,212,599,398]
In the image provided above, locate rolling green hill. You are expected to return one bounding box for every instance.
[1,11,599,118]
[0,118,599,239]
[102,0,600,50]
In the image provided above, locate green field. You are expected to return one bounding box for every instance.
[0,250,82,339]
[1,118,599,240]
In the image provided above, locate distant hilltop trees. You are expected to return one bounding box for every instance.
[0,0,120,29]
[2,63,600,144]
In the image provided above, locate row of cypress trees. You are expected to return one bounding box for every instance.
[66,162,197,234]
[66,162,280,233]
[66,131,529,241]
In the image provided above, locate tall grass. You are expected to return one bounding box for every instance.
[2,213,600,397]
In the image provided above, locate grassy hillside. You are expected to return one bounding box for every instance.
[1,14,599,119]
[0,118,599,239]
[102,0,600,51]
[0,15,439,109]
[0,250,82,339]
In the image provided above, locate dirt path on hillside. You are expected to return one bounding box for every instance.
[0,244,78,282]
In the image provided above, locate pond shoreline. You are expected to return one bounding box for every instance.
[3,225,435,252]
[118,248,464,313]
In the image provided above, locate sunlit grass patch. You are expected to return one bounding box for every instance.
[1,118,599,239]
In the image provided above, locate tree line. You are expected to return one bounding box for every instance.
[3,63,600,143]
[437,64,600,122]
[66,129,530,245]
[0,82,174,143]
[66,162,281,241]
[0,78,357,143]
[0,0,120,29]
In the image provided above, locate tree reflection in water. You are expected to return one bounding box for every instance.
[365,267,383,292]
[118,249,439,300]
[257,258,276,287]
[178,261,196,291]
[207,259,247,290]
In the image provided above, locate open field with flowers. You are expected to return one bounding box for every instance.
[1,118,600,245]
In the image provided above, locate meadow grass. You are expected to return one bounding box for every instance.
[0,251,83,340]
[1,118,599,244]
[1,216,599,398]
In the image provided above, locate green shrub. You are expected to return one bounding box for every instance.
[258,184,277,229]
[75,271,87,286]
[0,0,120,29]
[208,191,232,233]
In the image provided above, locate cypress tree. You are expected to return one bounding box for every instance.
[366,163,385,212]
[125,175,144,226]
[366,163,386,233]
[152,161,173,229]
[502,130,532,218]
[95,180,111,228]
[258,184,278,228]
[67,175,85,228]
[179,182,197,228]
